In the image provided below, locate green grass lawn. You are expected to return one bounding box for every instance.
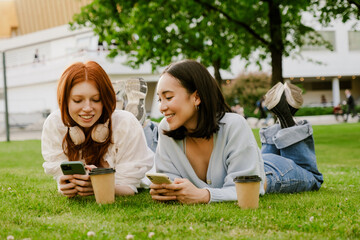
[1,123,359,239]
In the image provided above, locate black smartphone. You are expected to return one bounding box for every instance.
[60,161,86,175]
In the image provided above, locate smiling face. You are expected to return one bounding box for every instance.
[68,81,103,130]
[157,73,200,131]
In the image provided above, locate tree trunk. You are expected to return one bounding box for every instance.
[267,0,284,86]
[212,58,223,89]
[270,45,283,86]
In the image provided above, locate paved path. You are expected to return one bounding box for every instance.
[247,114,359,129]
[0,114,359,142]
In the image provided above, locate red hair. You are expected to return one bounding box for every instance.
[57,61,116,166]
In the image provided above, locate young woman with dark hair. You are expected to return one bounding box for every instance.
[42,61,153,198]
[150,59,323,204]
[161,59,231,140]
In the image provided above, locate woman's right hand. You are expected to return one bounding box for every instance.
[59,175,78,198]
[58,165,97,198]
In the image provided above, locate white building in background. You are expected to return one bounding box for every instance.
[1,0,360,130]
[220,15,360,107]
[282,15,360,107]
[0,25,163,125]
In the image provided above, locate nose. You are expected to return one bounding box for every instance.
[159,100,168,113]
[82,100,93,111]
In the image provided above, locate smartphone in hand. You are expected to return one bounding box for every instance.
[146,173,172,184]
[60,161,86,175]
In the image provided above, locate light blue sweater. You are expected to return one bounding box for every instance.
[155,113,266,203]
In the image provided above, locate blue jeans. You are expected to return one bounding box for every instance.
[259,120,323,193]
[143,120,158,153]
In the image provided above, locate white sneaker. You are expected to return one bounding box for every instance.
[125,78,147,124]
[264,82,284,110]
[284,82,303,115]
[113,80,126,110]
[284,82,303,108]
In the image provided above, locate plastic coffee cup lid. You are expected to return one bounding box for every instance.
[89,168,116,175]
[233,175,262,183]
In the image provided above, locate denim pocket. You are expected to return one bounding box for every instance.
[263,154,294,178]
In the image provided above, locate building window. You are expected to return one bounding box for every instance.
[302,31,336,52]
[348,31,360,51]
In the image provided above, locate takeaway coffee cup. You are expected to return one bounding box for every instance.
[89,168,116,204]
[233,175,262,209]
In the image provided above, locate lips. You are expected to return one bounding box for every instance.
[164,113,175,122]
[80,115,94,122]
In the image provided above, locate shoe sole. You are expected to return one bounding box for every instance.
[113,80,127,110]
[284,82,303,109]
[264,82,284,110]
[126,78,147,93]
[139,78,147,95]
[125,78,148,124]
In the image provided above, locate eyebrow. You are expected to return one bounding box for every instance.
[157,90,173,95]
[71,94,100,97]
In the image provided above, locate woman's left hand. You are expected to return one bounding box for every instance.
[150,178,210,204]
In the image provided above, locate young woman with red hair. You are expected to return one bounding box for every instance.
[41,61,153,198]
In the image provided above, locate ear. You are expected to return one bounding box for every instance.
[192,90,201,106]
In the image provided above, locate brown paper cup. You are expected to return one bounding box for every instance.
[89,168,116,204]
[233,175,261,209]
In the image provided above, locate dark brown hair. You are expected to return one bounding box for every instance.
[57,61,116,166]
[162,59,231,140]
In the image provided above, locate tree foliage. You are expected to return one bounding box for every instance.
[315,0,360,24]
[71,0,360,86]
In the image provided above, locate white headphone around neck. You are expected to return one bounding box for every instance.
[68,119,110,145]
